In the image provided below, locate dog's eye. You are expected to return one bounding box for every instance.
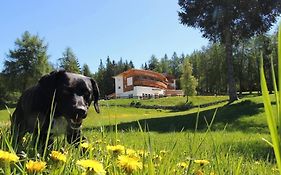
[84,91,90,97]
[77,88,90,97]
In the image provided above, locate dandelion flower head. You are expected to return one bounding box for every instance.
[177,162,189,169]
[106,145,125,154]
[194,159,210,166]
[50,151,67,163]
[26,160,46,173]
[0,150,19,163]
[76,159,106,175]
[117,155,142,173]
[126,148,138,157]
[80,142,90,149]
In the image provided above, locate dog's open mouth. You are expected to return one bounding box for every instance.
[70,118,82,125]
[69,118,83,130]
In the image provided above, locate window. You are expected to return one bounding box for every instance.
[127,77,133,86]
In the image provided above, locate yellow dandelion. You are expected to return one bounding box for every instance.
[0,150,19,163]
[160,150,168,155]
[194,159,210,166]
[95,139,103,144]
[80,142,90,149]
[76,159,106,175]
[137,150,148,157]
[106,145,125,155]
[26,160,46,173]
[177,162,189,169]
[117,155,142,173]
[50,151,67,163]
[153,155,162,163]
[194,169,204,175]
[126,149,137,156]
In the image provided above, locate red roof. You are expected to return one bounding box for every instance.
[114,69,168,82]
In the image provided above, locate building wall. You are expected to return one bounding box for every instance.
[133,86,165,97]
[115,86,165,98]
[116,90,134,98]
[115,75,124,96]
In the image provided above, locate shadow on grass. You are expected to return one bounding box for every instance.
[84,99,267,133]
[222,140,275,161]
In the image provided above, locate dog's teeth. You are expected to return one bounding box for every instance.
[70,118,82,124]
[70,124,82,130]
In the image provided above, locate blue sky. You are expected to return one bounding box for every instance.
[0,1,279,73]
[0,0,210,73]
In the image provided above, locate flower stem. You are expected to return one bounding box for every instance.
[4,161,11,175]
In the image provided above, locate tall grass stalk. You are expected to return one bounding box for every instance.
[260,24,281,174]
[42,91,56,160]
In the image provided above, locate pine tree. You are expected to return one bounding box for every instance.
[159,54,170,73]
[95,59,106,97]
[59,47,81,73]
[3,31,52,92]
[82,64,92,77]
[171,52,182,78]
[144,63,148,70]
[103,57,115,96]
[148,55,159,71]
[128,60,134,69]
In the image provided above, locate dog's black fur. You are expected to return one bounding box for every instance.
[11,70,100,149]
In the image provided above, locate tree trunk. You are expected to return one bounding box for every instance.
[225,29,238,103]
[239,43,244,96]
[239,58,243,96]
[247,56,253,94]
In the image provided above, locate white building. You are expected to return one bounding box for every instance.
[113,69,183,98]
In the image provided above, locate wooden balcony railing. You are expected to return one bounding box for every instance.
[133,79,167,89]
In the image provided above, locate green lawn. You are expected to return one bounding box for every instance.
[0,95,278,174]
[82,130,274,174]
[0,95,269,132]
[99,95,228,107]
[85,95,268,133]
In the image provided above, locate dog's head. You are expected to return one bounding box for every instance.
[39,70,100,128]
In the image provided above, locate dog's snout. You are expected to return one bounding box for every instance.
[75,108,87,118]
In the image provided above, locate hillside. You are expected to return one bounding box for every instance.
[0,95,268,133]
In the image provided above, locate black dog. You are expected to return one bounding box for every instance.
[11,70,100,149]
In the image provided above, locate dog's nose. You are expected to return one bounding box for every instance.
[76,108,87,118]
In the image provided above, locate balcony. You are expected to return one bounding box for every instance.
[133,79,167,89]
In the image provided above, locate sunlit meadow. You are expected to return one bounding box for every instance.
[1,23,281,174]
[0,93,279,174]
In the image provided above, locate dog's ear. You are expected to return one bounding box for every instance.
[90,78,100,113]
[39,69,65,92]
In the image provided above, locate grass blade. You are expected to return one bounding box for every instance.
[260,51,281,173]
[43,90,56,160]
